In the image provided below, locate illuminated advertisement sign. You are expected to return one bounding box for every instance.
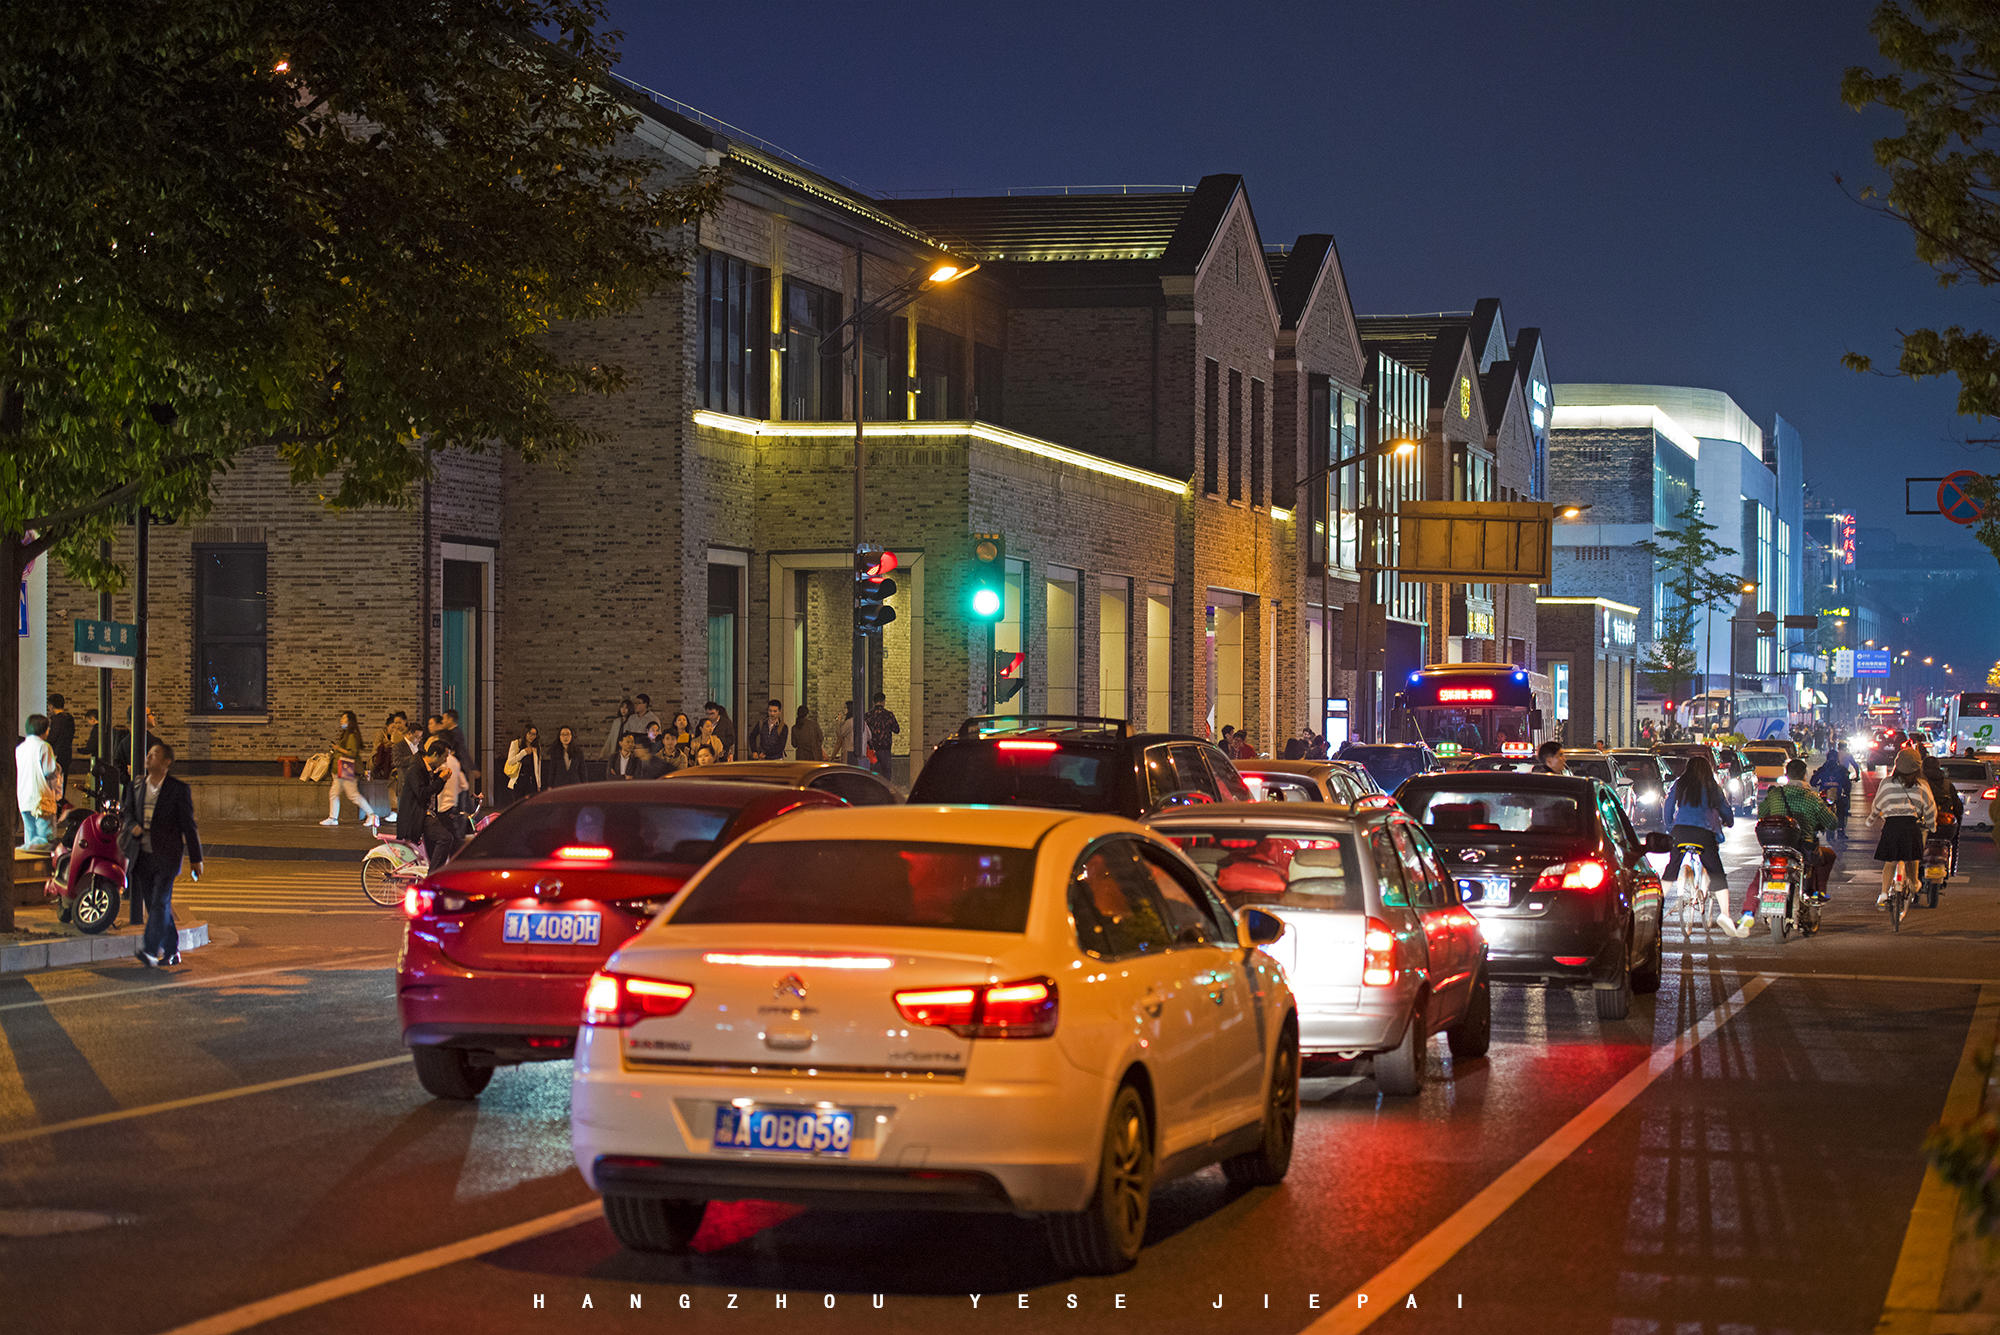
[1838,513,1855,567]
[1437,686,1496,703]
[1854,649,1891,677]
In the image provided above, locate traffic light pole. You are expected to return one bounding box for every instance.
[850,260,868,770]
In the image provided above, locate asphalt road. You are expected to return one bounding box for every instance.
[1,805,1995,1335]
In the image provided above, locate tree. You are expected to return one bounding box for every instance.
[1841,1,2000,564]
[0,1,721,926]
[1638,492,1742,716]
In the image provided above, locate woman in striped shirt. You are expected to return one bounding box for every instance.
[1869,748,1936,907]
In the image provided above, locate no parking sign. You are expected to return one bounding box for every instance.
[1938,470,1985,525]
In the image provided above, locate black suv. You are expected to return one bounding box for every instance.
[908,715,1252,817]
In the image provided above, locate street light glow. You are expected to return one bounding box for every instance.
[929,264,964,283]
[1741,581,1756,593]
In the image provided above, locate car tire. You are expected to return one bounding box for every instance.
[1374,1002,1428,1096]
[1222,1021,1298,1188]
[602,1195,707,1254]
[1630,922,1664,996]
[1446,971,1492,1060]
[1594,937,1634,1021]
[1047,1082,1152,1275]
[411,1045,495,1100]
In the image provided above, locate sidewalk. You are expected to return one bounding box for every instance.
[201,818,382,862]
[1,906,211,975]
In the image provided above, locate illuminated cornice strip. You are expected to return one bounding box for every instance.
[691,410,1187,495]
[1270,507,1294,522]
[1549,404,1700,460]
[1535,596,1641,615]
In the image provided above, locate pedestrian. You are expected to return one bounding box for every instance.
[693,716,727,766]
[503,724,543,805]
[46,693,74,780]
[369,713,405,783]
[793,705,824,761]
[79,708,100,765]
[629,694,662,739]
[1307,730,1329,760]
[866,692,900,781]
[547,726,585,788]
[418,739,468,871]
[599,698,635,775]
[704,700,736,760]
[124,741,201,968]
[439,709,475,810]
[747,698,789,760]
[435,732,470,817]
[16,713,62,851]
[667,711,696,769]
[835,701,857,764]
[1282,733,1306,760]
[1532,740,1568,775]
[636,736,673,780]
[322,709,384,827]
[609,733,641,780]
[397,738,445,857]
[1220,725,1237,753]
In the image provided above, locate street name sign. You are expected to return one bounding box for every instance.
[74,618,136,670]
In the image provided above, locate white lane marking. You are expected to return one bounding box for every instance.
[0,954,396,1012]
[1305,975,1773,1335]
[1877,983,2000,1334]
[174,907,393,916]
[0,1056,411,1146]
[1675,967,2000,987]
[154,1203,602,1335]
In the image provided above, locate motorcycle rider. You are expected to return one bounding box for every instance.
[1757,759,1839,902]
[1811,744,1854,823]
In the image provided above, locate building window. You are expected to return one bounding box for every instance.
[1202,359,1220,495]
[974,342,1004,424]
[1099,578,1130,723]
[781,278,843,420]
[914,325,966,420]
[1227,369,1244,503]
[1307,375,1331,571]
[192,545,267,715]
[1045,568,1079,714]
[862,314,907,421]
[1334,390,1361,571]
[1146,584,1173,731]
[1250,378,1266,507]
[699,249,768,418]
[707,562,743,734]
[995,559,1028,716]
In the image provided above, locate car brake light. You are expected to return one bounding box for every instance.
[403,886,432,918]
[893,977,1058,1038]
[996,740,1059,753]
[1532,859,1610,892]
[581,971,695,1027]
[1983,785,1997,801]
[1553,955,1592,967]
[1362,917,1397,988]
[553,844,613,862]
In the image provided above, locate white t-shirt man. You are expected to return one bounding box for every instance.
[435,753,468,814]
[16,733,59,815]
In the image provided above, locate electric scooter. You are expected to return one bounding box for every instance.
[45,763,128,934]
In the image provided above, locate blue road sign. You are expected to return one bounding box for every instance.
[1854,649,1891,678]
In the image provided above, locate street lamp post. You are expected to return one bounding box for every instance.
[818,256,976,768]
[1290,436,1416,747]
[1728,580,1757,737]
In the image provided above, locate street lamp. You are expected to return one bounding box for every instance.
[1557,503,1593,520]
[817,255,978,766]
[1291,436,1417,746]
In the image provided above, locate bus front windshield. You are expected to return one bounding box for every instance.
[1409,705,1534,756]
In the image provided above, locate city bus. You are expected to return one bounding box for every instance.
[1945,692,2000,754]
[1393,663,1553,758]
[1681,689,1790,740]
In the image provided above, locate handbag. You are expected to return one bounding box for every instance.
[300,752,331,783]
[335,755,357,781]
[503,743,523,781]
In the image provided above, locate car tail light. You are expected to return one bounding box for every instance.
[1983,785,1997,801]
[581,971,695,1027]
[403,886,432,918]
[1553,955,1592,967]
[1532,858,1610,892]
[996,740,1059,753]
[553,844,613,862]
[402,883,489,917]
[1362,917,1397,988]
[893,977,1058,1038]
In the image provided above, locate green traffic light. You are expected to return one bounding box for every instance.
[972,587,1002,619]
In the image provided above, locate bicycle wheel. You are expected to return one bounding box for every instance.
[361,852,409,908]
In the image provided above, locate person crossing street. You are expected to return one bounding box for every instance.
[123,742,201,968]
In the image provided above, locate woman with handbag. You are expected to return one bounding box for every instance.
[546,725,585,789]
[503,724,544,806]
[322,710,384,828]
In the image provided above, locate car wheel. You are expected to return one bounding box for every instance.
[602,1195,707,1254]
[1374,1001,1428,1096]
[1222,1021,1298,1188]
[1630,922,1664,996]
[411,1045,495,1100]
[1047,1082,1152,1275]
[1594,937,1633,1021]
[1446,970,1491,1060]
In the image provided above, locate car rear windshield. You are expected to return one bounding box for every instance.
[908,744,1115,810]
[1744,749,1789,767]
[1403,787,1589,836]
[458,800,735,864]
[1615,757,1665,790]
[1564,756,1617,783]
[1341,747,1427,790]
[1163,829,1363,912]
[1941,761,1989,781]
[669,840,1034,932]
[1655,754,1689,781]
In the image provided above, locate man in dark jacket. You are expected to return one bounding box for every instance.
[401,741,458,871]
[124,742,202,968]
[792,706,824,762]
[46,694,74,778]
[747,699,789,761]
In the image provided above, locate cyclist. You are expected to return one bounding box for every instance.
[1663,751,1733,916]
[1921,752,1965,881]
[1810,744,1854,823]
[1870,747,1936,908]
[1757,759,1838,902]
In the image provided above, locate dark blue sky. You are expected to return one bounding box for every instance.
[605,0,1995,557]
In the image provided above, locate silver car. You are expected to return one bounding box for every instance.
[1937,758,1996,829]
[1237,760,1396,808]
[1146,801,1489,1096]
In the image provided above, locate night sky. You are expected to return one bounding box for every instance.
[605,0,1997,568]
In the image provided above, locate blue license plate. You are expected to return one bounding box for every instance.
[502,909,601,946]
[712,1106,854,1156]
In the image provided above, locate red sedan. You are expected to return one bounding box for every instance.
[397,780,842,1099]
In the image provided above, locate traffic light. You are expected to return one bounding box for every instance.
[970,532,1005,621]
[1664,700,1677,716]
[994,651,1026,704]
[855,548,898,636]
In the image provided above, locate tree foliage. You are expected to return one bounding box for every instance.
[0,0,720,925]
[1637,492,1742,708]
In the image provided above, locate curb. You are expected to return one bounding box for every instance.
[0,921,210,977]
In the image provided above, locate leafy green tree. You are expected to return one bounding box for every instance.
[1841,1,2000,562]
[1638,492,1742,718]
[0,0,720,925]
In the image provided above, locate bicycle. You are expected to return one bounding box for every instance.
[1673,841,1740,939]
[360,802,494,908]
[1885,858,1916,932]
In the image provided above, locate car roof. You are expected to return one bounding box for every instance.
[735,803,1117,848]
[1146,800,1376,832]
[522,779,809,808]
[1344,742,1430,751]
[662,760,879,785]
[937,728,1209,749]
[1402,771,1598,792]
[1236,760,1339,777]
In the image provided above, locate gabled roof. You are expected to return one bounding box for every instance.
[881,175,1244,274]
[1269,235,1332,330]
[1356,315,1478,399]
[1481,360,1521,423]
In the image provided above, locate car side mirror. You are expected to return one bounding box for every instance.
[1643,831,1672,854]
[1236,906,1286,949]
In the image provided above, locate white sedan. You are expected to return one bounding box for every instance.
[571,805,1298,1274]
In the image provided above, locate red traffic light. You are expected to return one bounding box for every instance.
[1664,700,1677,714]
[864,551,899,579]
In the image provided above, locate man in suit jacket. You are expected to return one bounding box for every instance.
[124,741,201,968]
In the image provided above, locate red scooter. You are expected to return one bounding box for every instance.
[44,765,128,935]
